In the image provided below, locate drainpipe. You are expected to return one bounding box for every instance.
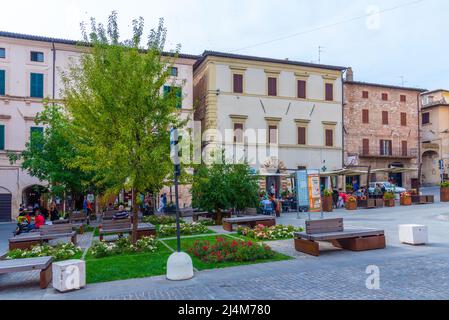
[52,41,56,102]
[341,69,348,190]
[417,92,422,192]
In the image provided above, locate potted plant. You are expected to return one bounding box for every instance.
[440,181,449,202]
[322,189,333,212]
[400,192,412,206]
[346,184,354,193]
[384,192,395,207]
[345,196,357,210]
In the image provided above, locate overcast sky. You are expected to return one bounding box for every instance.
[1,0,447,90]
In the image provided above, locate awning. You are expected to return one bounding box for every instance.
[371,168,418,174]
[319,169,368,177]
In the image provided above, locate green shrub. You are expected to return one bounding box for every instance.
[90,236,158,258]
[7,243,82,261]
[384,192,395,200]
[142,215,183,225]
[158,222,209,237]
[237,224,303,241]
[441,181,449,188]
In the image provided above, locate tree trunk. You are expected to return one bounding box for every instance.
[131,188,138,244]
[215,207,223,225]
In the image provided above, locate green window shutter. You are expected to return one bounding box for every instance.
[163,85,170,98]
[0,70,5,96]
[175,87,182,109]
[0,125,5,150]
[30,73,44,98]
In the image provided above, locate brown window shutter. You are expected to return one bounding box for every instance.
[362,91,369,99]
[382,93,388,101]
[380,140,384,155]
[362,109,369,123]
[298,80,306,99]
[400,95,407,102]
[233,74,243,93]
[363,139,370,155]
[268,77,277,96]
[382,111,389,125]
[269,125,278,144]
[402,141,408,156]
[388,140,393,155]
[325,129,334,147]
[401,113,407,126]
[298,127,306,145]
[234,123,244,143]
[325,83,334,101]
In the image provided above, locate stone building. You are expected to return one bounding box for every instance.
[343,69,427,189]
[0,31,197,221]
[193,51,346,195]
[420,89,449,186]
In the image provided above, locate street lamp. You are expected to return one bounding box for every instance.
[166,127,194,281]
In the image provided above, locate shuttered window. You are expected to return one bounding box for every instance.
[325,83,334,101]
[401,113,407,126]
[233,74,243,93]
[325,129,334,147]
[0,70,5,96]
[0,48,5,59]
[234,123,244,143]
[382,93,388,101]
[0,125,5,150]
[362,91,369,99]
[268,77,277,96]
[362,109,369,123]
[30,73,44,98]
[382,111,389,125]
[380,140,392,156]
[362,139,370,155]
[297,80,306,99]
[163,85,182,108]
[422,112,430,125]
[400,95,407,102]
[402,141,408,157]
[298,127,306,145]
[268,125,278,144]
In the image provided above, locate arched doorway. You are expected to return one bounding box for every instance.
[0,186,12,222]
[22,185,49,210]
[389,163,404,187]
[422,151,440,186]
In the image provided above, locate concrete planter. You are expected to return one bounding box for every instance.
[399,224,428,245]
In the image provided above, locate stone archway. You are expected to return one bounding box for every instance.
[422,151,440,186]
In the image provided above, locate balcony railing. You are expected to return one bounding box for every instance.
[359,147,418,159]
[422,98,447,108]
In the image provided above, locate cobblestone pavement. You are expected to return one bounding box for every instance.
[1,188,449,300]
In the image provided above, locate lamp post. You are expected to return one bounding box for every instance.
[166,127,194,281]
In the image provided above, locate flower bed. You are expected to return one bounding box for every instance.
[142,215,183,225]
[237,224,303,241]
[90,236,158,259]
[158,222,211,237]
[188,237,275,263]
[7,243,82,261]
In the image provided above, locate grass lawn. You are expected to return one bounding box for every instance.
[85,244,172,284]
[163,235,292,271]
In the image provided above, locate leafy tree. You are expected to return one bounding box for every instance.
[191,153,259,224]
[8,103,97,204]
[63,12,184,243]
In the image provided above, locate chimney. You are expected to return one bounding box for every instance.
[346,67,354,82]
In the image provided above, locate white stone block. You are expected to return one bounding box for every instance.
[167,252,194,281]
[399,224,428,245]
[52,260,86,292]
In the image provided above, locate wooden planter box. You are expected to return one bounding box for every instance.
[411,195,428,205]
[384,199,395,207]
[322,196,333,212]
[400,197,412,206]
[345,201,357,211]
[441,187,449,202]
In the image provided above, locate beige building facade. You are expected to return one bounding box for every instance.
[0,31,197,221]
[194,51,346,195]
[420,89,449,186]
[344,70,426,189]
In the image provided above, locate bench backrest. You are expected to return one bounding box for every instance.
[101,219,131,231]
[40,224,74,235]
[305,218,344,235]
[69,212,87,220]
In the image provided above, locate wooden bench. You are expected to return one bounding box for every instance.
[99,220,156,241]
[294,218,386,257]
[0,257,53,289]
[9,224,77,251]
[69,212,88,234]
[102,210,119,221]
[222,215,276,232]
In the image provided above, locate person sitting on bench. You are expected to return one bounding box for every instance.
[25,209,45,233]
[113,205,130,220]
